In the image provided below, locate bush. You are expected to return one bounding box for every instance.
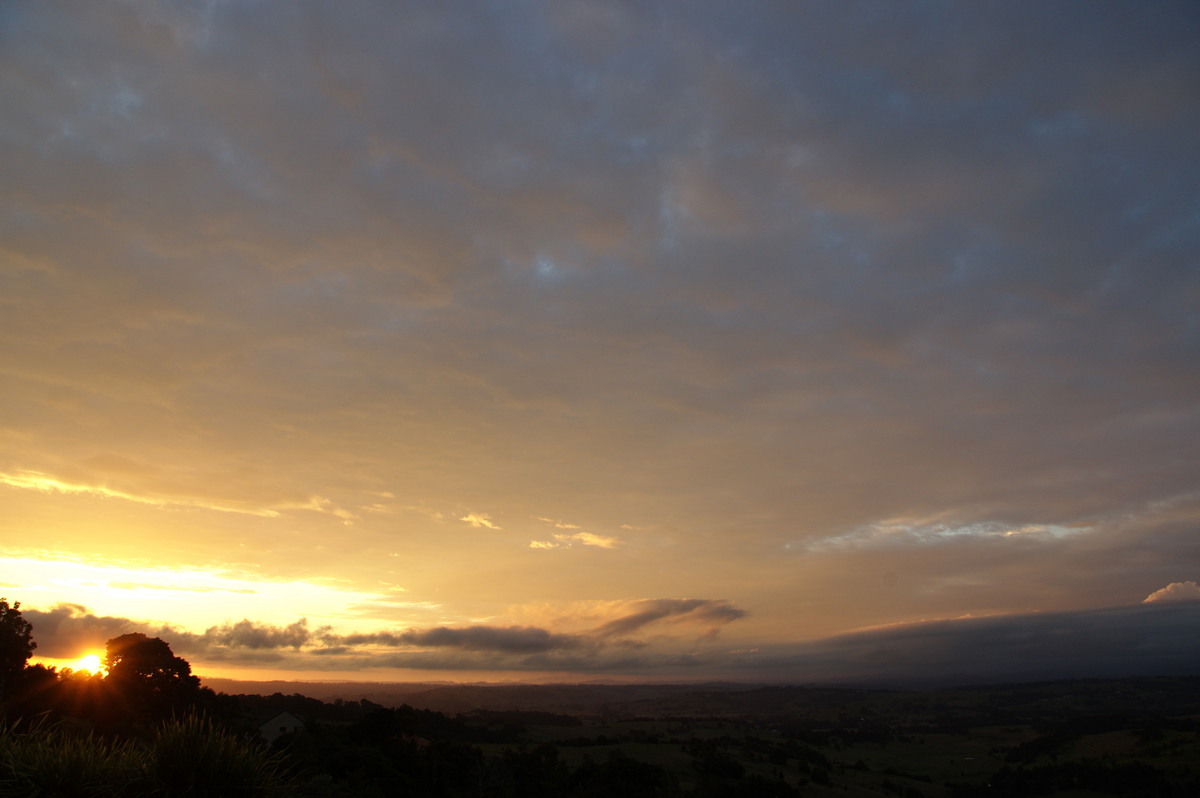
[0,718,140,797]
[0,714,288,797]
[141,713,288,797]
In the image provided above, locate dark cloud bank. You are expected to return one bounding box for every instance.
[747,602,1200,686]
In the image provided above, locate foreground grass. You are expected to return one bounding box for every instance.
[0,715,288,797]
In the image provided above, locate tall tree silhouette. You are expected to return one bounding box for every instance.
[0,598,35,700]
[104,633,199,718]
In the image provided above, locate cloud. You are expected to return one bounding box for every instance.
[324,598,750,658]
[536,517,581,530]
[390,625,586,654]
[21,604,139,659]
[592,598,747,639]
[272,603,1200,681]
[755,602,1200,685]
[29,599,1198,684]
[129,619,331,664]
[0,470,283,518]
[530,531,620,549]
[20,592,749,672]
[195,618,316,649]
[308,626,590,661]
[806,517,1091,552]
[0,470,360,525]
[1143,581,1200,603]
[565,531,618,548]
[460,513,500,530]
[22,610,326,664]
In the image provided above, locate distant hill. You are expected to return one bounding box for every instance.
[200,675,1200,725]
[200,678,759,715]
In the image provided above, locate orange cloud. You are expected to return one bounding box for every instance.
[459,513,500,529]
[535,517,581,529]
[1143,581,1200,603]
[529,531,619,550]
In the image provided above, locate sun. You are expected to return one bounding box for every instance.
[72,653,104,674]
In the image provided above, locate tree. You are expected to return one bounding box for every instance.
[104,633,200,717]
[0,598,36,699]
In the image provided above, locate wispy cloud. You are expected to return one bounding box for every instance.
[805,517,1093,552]
[530,531,620,550]
[591,599,747,639]
[0,470,282,518]
[529,517,620,549]
[0,470,359,523]
[460,513,500,530]
[535,517,579,529]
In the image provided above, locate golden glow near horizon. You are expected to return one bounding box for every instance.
[73,654,103,674]
[1,553,416,634]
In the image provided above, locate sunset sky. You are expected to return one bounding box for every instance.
[3,1,1199,685]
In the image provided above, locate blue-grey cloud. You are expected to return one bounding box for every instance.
[738,602,1200,685]
[391,625,586,654]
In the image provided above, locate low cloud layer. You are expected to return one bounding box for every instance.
[23,597,746,669]
[25,600,1200,685]
[186,619,317,651]
[384,626,585,654]
[752,602,1200,685]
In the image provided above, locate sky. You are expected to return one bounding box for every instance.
[2,0,1199,686]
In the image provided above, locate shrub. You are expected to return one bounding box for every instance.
[0,718,140,797]
[0,714,289,797]
[141,713,288,797]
